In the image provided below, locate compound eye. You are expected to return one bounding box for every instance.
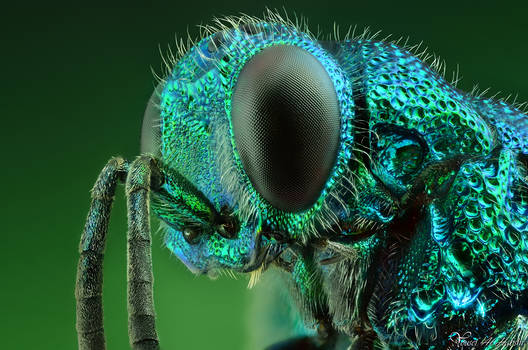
[231,45,341,212]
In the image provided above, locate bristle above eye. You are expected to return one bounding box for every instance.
[160,9,316,77]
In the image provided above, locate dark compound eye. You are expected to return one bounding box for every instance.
[182,227,202,245]
[230,45,341,212]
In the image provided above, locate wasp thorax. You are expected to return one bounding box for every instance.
[231,45,341,212]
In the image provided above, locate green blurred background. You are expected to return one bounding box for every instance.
[2,1,527,349]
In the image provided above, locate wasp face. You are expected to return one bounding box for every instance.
[141,21,353,275]
[141,75,271,275]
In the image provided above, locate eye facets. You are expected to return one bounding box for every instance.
[231,45,341,212]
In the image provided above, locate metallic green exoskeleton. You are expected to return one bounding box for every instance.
[76,12,528,350]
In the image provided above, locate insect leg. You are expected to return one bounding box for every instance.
[76,156,129,350]
[125,155,162,350]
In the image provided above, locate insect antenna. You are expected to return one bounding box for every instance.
[75,157,129,349]
[76,155,164,350]
[125,155,163,349]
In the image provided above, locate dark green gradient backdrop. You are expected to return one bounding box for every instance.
[2,1,526,349]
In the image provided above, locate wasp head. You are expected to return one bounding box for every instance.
[141,17,355,276]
